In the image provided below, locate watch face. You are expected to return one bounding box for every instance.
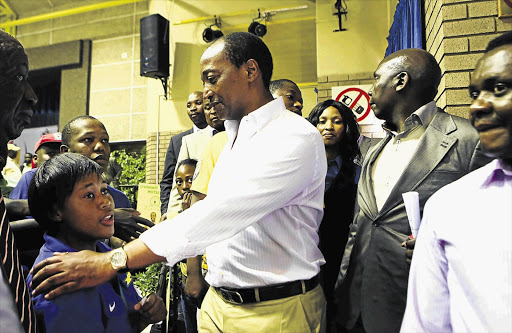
[111,250,126,269]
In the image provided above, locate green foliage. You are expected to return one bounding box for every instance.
[133,263,164,297]
[133,263,180,299]
[111,147,146,207]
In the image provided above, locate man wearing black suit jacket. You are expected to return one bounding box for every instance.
[160,91,207,215]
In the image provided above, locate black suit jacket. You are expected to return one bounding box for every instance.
[160,129,193,214]
[335,110,491,333]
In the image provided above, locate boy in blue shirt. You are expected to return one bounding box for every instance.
[26,153,165,332]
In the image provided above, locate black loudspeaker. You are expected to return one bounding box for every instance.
[140,14,169,78]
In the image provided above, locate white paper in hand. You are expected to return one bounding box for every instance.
[402,191,421,238]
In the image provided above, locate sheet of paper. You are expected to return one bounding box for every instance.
[402,191,421,238]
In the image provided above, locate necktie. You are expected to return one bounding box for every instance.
[212,129,219,136]
[0,192,37,333]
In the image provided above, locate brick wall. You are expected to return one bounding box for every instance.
[425,0,512,119]
[145,130,183,184]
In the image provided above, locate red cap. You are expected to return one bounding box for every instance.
[34,132,62,152]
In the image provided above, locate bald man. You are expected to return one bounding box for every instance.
[334,48,490,333]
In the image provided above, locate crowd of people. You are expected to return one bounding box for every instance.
[0,27,510,333]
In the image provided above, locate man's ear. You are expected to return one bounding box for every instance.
[60,145,69,153]
[395,72,409,92]
[245,59,260,84]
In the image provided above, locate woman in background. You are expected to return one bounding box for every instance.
[307,99,361,332]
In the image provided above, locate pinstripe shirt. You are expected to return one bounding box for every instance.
[141,98,327,288]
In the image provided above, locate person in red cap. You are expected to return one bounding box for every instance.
[10,132,61,202]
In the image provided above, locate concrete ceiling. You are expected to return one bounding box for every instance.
[4,0,105,17]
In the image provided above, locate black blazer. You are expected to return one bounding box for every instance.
[160,129,193,214]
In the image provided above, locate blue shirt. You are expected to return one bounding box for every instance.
[9,168,35,200]
[325,155,342,192]
[27,234,141,333]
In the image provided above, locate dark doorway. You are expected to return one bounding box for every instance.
[27,68,61,128]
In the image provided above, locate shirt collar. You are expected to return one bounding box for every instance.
[329,155,342,169]
[482,159,512,187]
[200,125,215,136]
[224,97,285,144]
[382,101,437,136]
[43,233,111,253]
[192,124,201,133]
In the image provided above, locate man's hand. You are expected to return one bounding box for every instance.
[402,238,416,264]
[113,208,154,242]
[182,192,193,211]
[29,250,115,300]
[184,256,209,307]
[134,292,166,331]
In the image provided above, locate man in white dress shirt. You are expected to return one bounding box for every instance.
[30,32,328,332]
[401,31,512,333]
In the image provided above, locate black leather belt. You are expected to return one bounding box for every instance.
[213,275,319,304]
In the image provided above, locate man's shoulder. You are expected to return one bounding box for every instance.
[433,109,478,137]
[171,128,193,141]
[429,159,495,202]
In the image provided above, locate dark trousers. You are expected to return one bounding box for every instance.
[180,283,198,333]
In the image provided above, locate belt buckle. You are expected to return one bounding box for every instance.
[220,288,243,304]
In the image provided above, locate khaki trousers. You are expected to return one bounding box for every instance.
[199,284,326,333]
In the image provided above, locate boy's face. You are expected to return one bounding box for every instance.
[64,119,110,170]
[34,143,60,168]
[273,82,303,116]
[175,164,195,198]
[57,174,115,243]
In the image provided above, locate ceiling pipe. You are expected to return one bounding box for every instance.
[173,5,308,25]
[0,0,145,29]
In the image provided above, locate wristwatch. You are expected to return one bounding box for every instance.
[110,246,128,271]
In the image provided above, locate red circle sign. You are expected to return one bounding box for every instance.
[335,87,371,122]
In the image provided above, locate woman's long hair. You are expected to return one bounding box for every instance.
[307,99,361,167]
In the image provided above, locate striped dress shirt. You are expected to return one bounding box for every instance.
[140,98,327,288]
[401,159,512,332]
[0,191,37,333]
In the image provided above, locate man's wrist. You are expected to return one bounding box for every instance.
[109,244,128,271]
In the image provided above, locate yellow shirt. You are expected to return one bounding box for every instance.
[180,131,228,276]
[190,132,229,195]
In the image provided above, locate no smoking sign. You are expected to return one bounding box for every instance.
[334,86,371,122]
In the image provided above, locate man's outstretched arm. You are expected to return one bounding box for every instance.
[29,239,165,300]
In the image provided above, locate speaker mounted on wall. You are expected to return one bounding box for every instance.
[140,14,170,79]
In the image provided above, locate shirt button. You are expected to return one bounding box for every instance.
[373,223,379,227]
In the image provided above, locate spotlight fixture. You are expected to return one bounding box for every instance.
[248,9,268,37]
[203,16,223,43]
[248,21,267,37]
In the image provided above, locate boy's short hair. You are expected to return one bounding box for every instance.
[176,158,198,170]
[269,79,298,95]
[61,115,102,146]
[28,153,103,232]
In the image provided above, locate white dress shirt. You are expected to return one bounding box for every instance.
[401,159,512,333]
[140,98,327,288]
